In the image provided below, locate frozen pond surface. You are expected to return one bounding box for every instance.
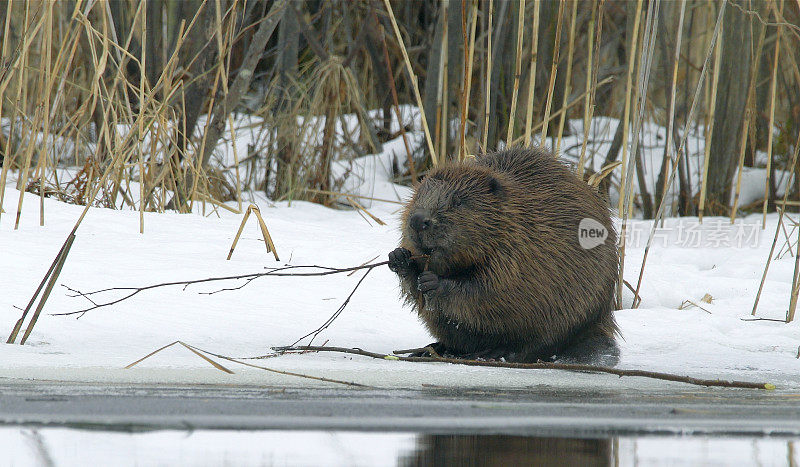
[2,380,800,465]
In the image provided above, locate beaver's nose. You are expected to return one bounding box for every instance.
[409,211,432,231]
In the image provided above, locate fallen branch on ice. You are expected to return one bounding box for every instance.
[272,345,777,391]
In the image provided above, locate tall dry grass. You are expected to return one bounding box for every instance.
[2,1,800,321]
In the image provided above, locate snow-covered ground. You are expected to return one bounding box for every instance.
[1,111,798,391]
[0,181,798,389]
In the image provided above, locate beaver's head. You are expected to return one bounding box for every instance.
[403,163,508,275]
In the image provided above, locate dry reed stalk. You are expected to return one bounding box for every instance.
[197,192,237,214]
[789,205,800,323]
[48,13,94,153]
[659,0,687,225]
[146,111,167,212]
[434,1,448,163]
[510,76,614,148]
[376,21,416,182]
[434,0,450,165]
[539,0,565,145]
[730,108,751,222]
[632,2,727,308]
[82,166,94,205]
[18,231,76,345]
[216,0,243,212]
[140,19,191,208]
[7,231,76,344]
[303,188,403,205]
[6,228,62,342]
[458,0,479,161]
[127,341,366,387]
[554,0,577,155]
[619,0,659,308]
[457,0,468,159]
[697,16,723,223]
[505,0,525,144]
[775,211,796,259]
[0,0,14,220]
[752,129,800,317]
[125,341,234,373]
[12,1,47,229]
[3,1,35,185]
[227,204,279,261]
[616,0,643,217]
[382,0,438,165]
[14,3,32,162]
[35,2,53,227]
[576,0,602,179]
[587,160,622,188]
[763,0,785,228]
[702,8,712,137]
[482,0,493,150]
[789,256,799,321]
[346,196,386,226]
[193,71,225,212]
[440,45,449,163]
[13,110,40,230]
[227,114,243,212]
[778,30,800,87]
[138,1,147,232]
[523,0,541,146]
[5,0,236,222]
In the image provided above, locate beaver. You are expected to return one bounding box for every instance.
[388,147,620,365]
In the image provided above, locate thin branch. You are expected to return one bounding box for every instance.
[740,317,790,323]
[290,268,374,347]
[56,259,412,317]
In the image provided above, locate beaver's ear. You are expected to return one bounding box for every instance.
[488,176,505,198]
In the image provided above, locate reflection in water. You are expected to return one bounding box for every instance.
[2,427,799,465]
[400,435,613,466]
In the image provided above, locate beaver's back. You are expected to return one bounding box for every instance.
[477,147,614,242]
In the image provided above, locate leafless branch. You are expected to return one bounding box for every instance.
[56,259,403,317]
[274,345,776,390]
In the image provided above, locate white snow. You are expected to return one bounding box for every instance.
[1,113,799,391]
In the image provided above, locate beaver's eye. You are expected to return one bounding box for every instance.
[452,195,463,207]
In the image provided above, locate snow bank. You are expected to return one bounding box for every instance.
[1,112,798,389]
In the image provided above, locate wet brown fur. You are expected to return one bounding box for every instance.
[393,147,620,364]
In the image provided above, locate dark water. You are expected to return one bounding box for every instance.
[402,435,615,466]
[4,428,799,466]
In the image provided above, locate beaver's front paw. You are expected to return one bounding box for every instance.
[408,342,447,357]
[417,271,441,294]
[388,247,415,276]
